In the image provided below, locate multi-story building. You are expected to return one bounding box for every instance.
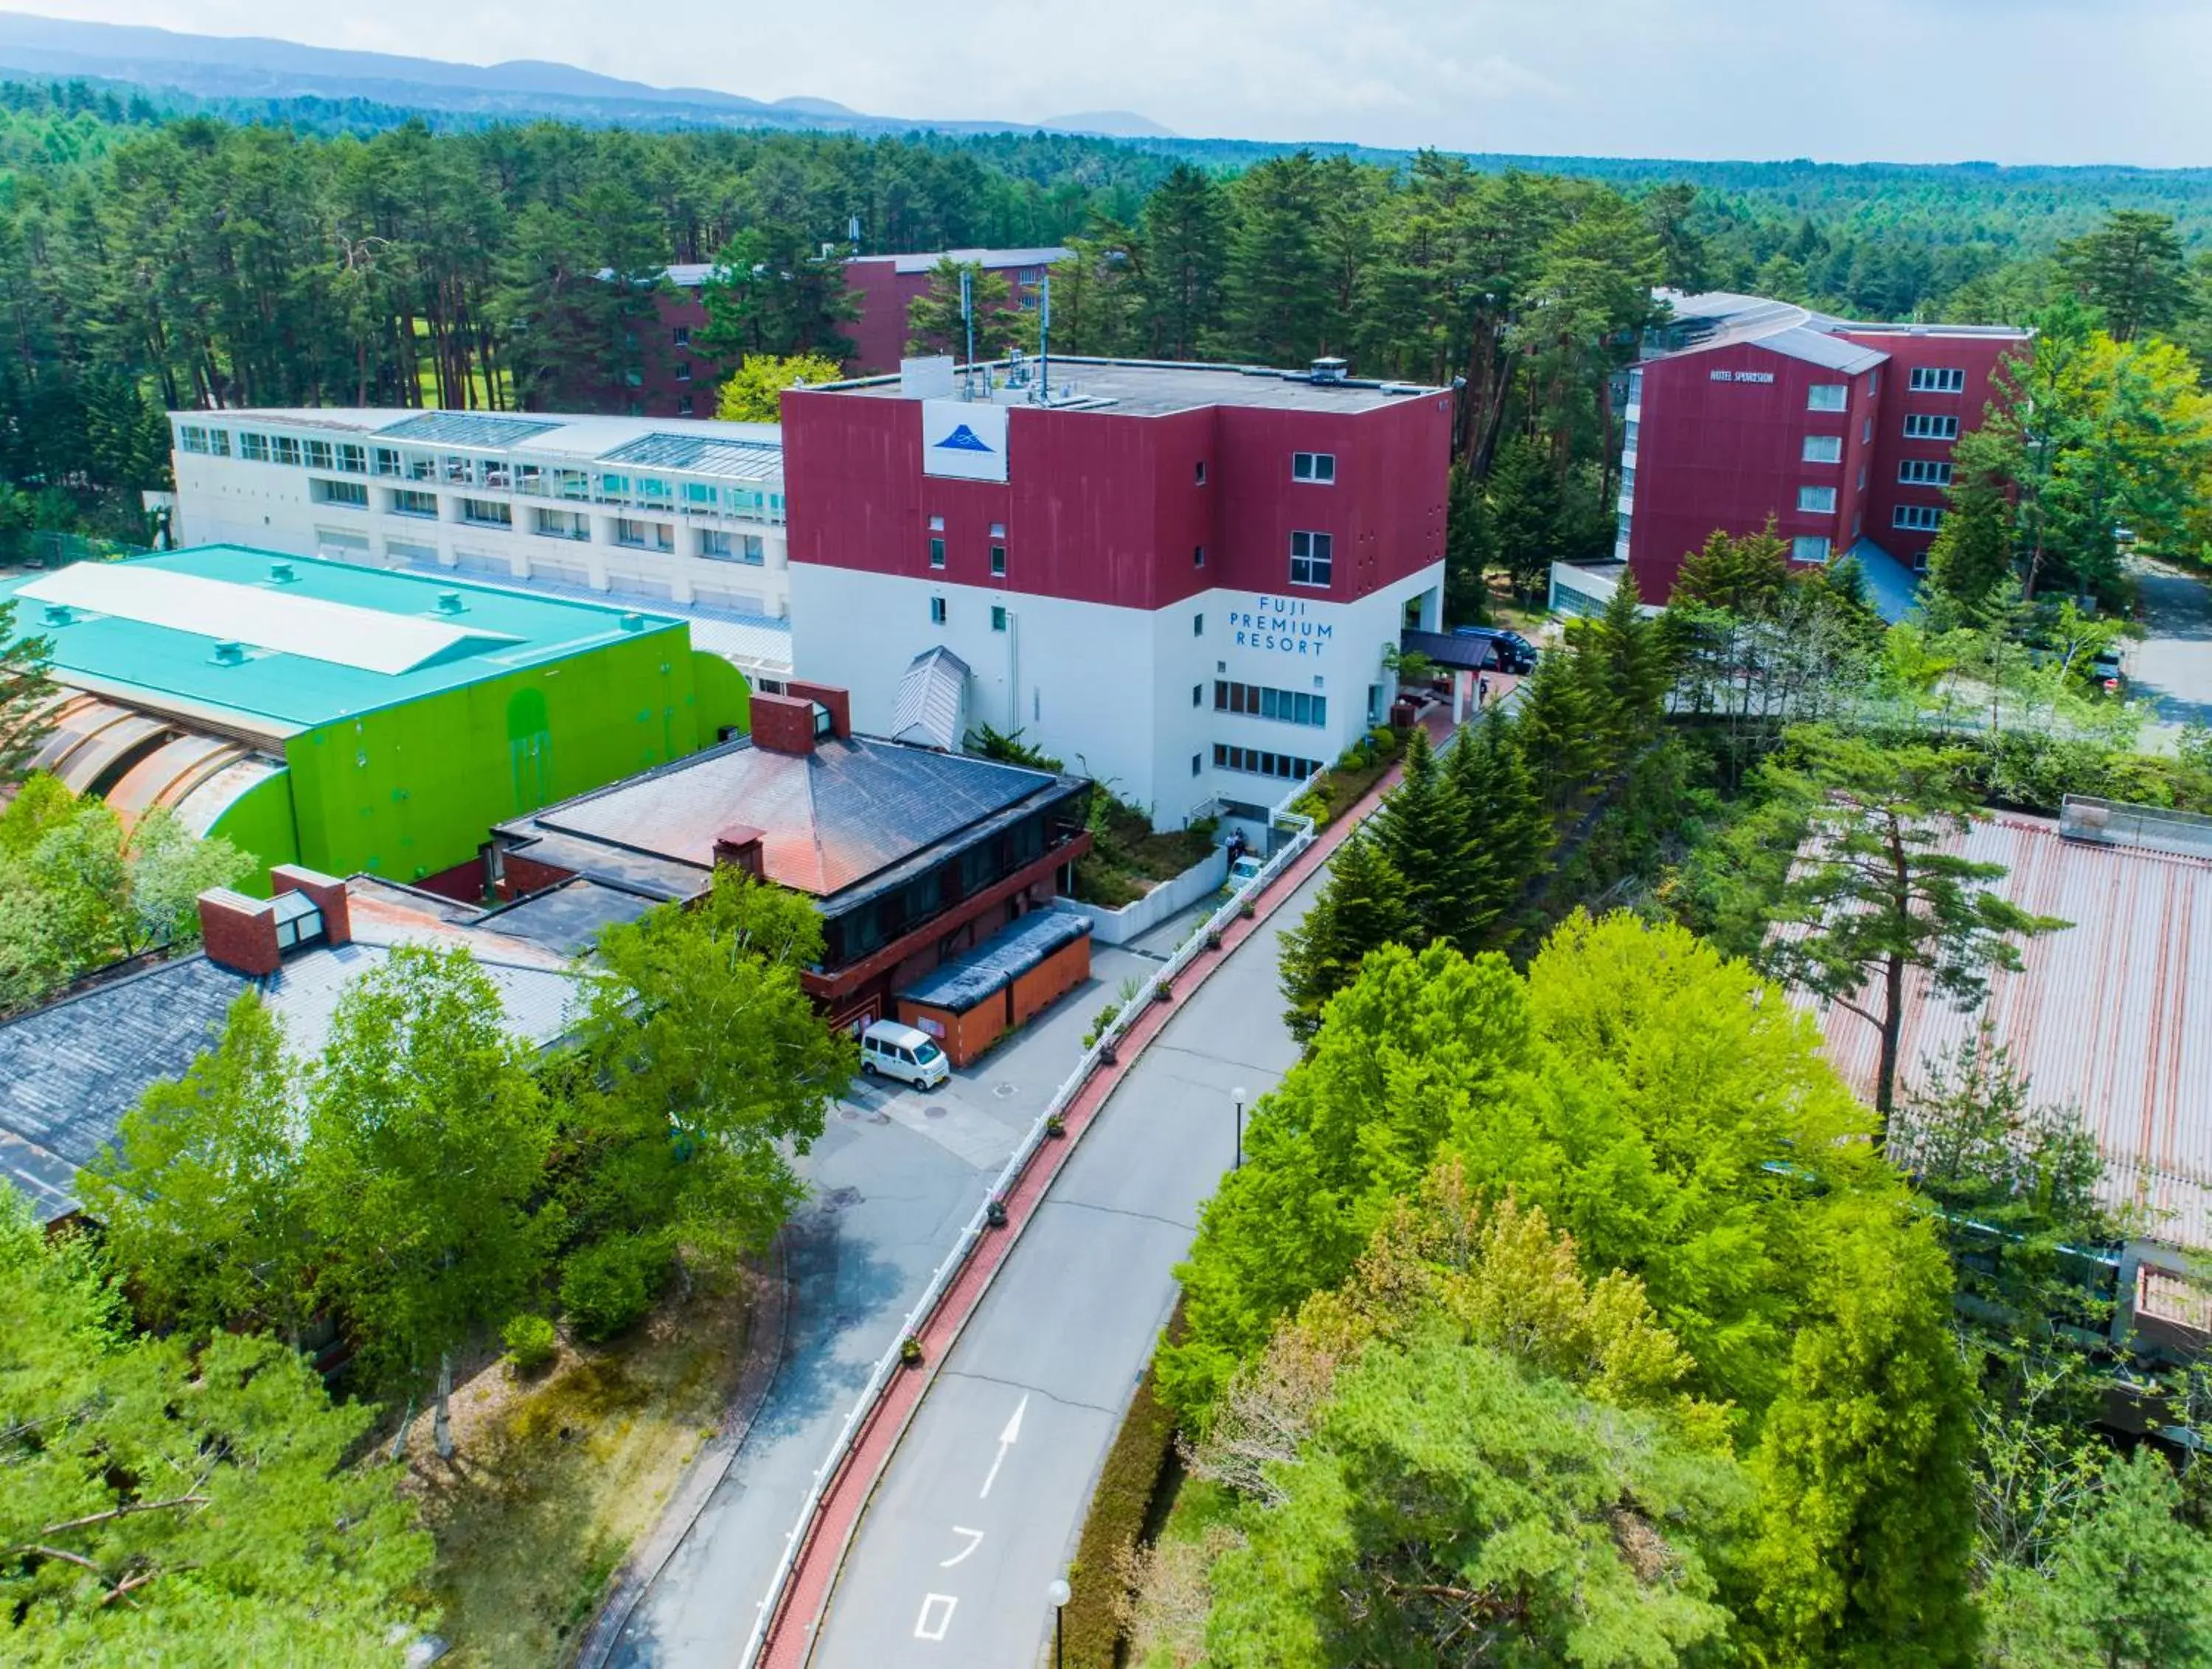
[782,355,1453,829]
[166,408,796,672]
[1616,290,2031,603]
[617,247,1068,417]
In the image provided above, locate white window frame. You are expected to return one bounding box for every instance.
[1291,451,1337,484]
[1797,485,1837,515]
[1893,504,1945,532]
[1899,459,1955,487]
[1903,414,1961,440]
[1791,535,1832,565]
[1289,529,1334,588]
[1801,434,1843,464]
[1807,383,1848,412]
[1909,366,1967,394]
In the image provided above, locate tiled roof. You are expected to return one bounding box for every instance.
[898,907,1090,1014]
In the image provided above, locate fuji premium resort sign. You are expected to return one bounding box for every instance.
[1231,594,1336,656]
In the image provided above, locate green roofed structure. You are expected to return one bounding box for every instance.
[0,546,752,891]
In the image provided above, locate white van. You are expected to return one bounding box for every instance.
[859,1020,950,1090]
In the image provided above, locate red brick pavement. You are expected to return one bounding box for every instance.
[757,750,1422,1668]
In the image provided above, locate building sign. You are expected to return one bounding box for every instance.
[921,400,1009,483]
[1231,595,1336,656]
[1709,369,1775,384]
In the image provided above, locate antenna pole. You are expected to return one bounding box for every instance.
[961,268,975,397]
[1038,275,1051,403]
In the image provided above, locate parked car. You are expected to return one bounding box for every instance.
[859,1020,950,1090]
[1228,853,1265,888]
[1450,625,1538,674]
[2092,647,2126,695]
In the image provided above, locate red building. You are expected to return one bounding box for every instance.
[611,248,1068,419]
[781,355,1453,826]
[1619,291,2031,604]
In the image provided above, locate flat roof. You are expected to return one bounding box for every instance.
[657,248,1070,287]
[519,731,1074,899]
[178,408,784,470]
[0,546,688,737]
[1644,288,2031,369]
[823,357,1446,418]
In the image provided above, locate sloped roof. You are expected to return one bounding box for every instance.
[898,907,1090,1014]
[889,646,971,750]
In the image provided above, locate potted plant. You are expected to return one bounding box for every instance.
[1045,1112,1067,1139]
[1206,927,1223,951]
[986,1197,1009,1227]
[900,1334,925,1368]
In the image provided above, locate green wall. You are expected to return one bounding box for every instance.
[202,767,302,896]
[282,627,751,883]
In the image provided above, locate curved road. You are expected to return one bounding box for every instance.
[2129,559,2212,741]
[804,867,1321,1668]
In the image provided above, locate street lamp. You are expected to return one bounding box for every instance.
[1232,1087,1248,1170]
[1047,1578,1071,1669]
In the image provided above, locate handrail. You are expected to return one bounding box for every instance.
[736,806,1318,1667]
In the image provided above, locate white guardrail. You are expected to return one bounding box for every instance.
[737,789,1324,1667]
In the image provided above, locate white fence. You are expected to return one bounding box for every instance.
[735,798,1321,1668]
[1058,846,1229,944]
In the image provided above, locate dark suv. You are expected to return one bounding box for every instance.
[1450,626,1539,674]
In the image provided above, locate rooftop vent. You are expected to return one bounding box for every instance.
[211,640,248,666]
[1310,357,1349,384]
[436,590,466,615]
[41,603,73,627]
[269,562,297,584]
[619,611,647,632]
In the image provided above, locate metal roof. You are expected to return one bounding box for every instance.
[1806,812,2212,1250]
[1761,326,1888,375]
[377,411,564,447]
[898,907,1090,1014]
[824,357,1446,417]
[598,431,786,481]
[889,646,970,750]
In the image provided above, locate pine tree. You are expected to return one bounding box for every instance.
[1366,727,1483,949]
[1921,459,2018,619]
[1443,461,1495,627]
[1513,651,1601,808]
[1135,164,1226,360]
[1446,707,1551,936]
[1214,152,1329,366]
[1484,435,1566,602]
[1277,830,1415,1042]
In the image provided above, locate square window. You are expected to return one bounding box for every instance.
[1798,485,1837,515]
[929,515,945,531]
[1289,529,1334,587]
[678,394,695,417]
[672,325,690,347]
[1292,451,1337,483]
[1792,535,1832,564]
[928,537,946,569]
[990,522,1006,538]
[930,596,947,624]
[1808,383,1848,412]
[1802,434,1843,464]
[991,604,1008,633]
[990,544,1006,576]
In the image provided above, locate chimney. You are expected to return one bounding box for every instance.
[269,865,352,947]
[785,681,852,739]
[712,823,765,878]
[198,888,281,977]
[750,691,821,756]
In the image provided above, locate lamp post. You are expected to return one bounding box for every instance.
[1047,1578,1071,1669]
[1232,1087,1248,1170]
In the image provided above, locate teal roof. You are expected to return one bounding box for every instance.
[0,546,687,736]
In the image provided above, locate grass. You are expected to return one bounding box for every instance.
[1072,798,1216,909]
[396,1279,753,1668]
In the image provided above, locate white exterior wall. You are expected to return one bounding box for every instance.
[790,563,1443,826]
[167,421,793,620]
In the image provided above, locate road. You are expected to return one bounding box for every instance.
[2129,559,2212,746]
[602,930,1169,1669]
[806,867,1321,1669]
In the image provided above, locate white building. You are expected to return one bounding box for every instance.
[166,408,796,681]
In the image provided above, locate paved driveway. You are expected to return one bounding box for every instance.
[2128,560,2212,747]
[602,936,1154,1669]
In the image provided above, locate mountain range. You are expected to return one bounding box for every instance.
[0,11,1177,139]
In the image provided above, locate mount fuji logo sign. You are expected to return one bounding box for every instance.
[922,400,1009,482]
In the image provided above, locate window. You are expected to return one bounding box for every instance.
[1627,367,1644,403]
[990,544,1006,577]
[1215,680,1327,727]
[672,325,690,347]
[991,604,1008,633]
[1894,504,1945,532]
[1904,414,1961,440]
[700,529,733,558]
[1289,530,1333,587]
[928,537,946,569]
[1194,613,1204,637]
[990,522,1006,538]
[337,443,366,473]
[930,596,947,625]
[1192,753,1202,777]
[461,498,512,526]
[1213,744,1324,781]
[178,425,209,453]
[305,439,333,470]
[313,478,369,508]
[928,515,945,531]
[742,534,765,562]
[1192,683,1203,708]
[1802,434,1843,464]
[1808,383,1848,412]
[391,488,439,518]
[1910,366,1966,394]
[373,446,401,478]
[677,394,695,417]
[1863,418,1874,446]
[675,360,692,383]
[1857,466,1867,491]
[240,433,271,462]
[1797,486,1837,515]
[1292,451,1337,484]
[272,436,302,467]
[616,517,650,547]
[1193,545,1205,568]
[535,508,589,540]
[1899,459,1955,486]
[1194,461,1208,485]
[1791,535,1832,564]
[1866,370,1882,397]
[208,430,231,458]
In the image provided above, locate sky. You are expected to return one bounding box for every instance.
[31,0,2212,167]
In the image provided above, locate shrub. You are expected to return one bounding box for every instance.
[502,1312,558,1374]
[560,1230,672,1342]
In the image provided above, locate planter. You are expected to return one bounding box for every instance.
[1239,900,1256,920]
[1205,928,1223,951]
[1152,980,1173,1003]
[900,1335,925,1367]
[986,1198,1009,1228]
[1045,1113,1068,1138]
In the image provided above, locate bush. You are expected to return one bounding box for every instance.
[560,1230,673,1342]
[502,1312,558,1375]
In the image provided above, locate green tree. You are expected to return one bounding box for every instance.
[695,223,858,363]
[1443,704,1551,935]
[1364,725,1486,949]
[1670,519,1793,616]
[907,257,1032,359]
[1441,461,1495,626]
[714,351,845,422]
[80,994,319,1348]
[1742,726,2066,1129]
[1276,829,1415,1042]
[2054,209,2193,343]
[0,593,54,784]
[562,868,853,1272]
[1570,569,1669,760]
[1512,647,1600,807]
[1923,447,2020,616]
[1483,433,1566,601]
[304,945,553,1457]
[1214,151,1330,366]
[1134,164,1226,359]
[0,1186,430,1665]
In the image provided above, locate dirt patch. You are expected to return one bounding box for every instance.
[394,1278,754,1667]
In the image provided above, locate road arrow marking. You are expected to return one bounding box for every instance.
[940,1527,985,1568]
[978,1393,1028,1499]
